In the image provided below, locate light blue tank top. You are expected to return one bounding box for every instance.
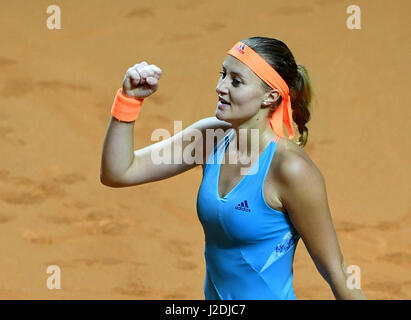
[196,129,300,300]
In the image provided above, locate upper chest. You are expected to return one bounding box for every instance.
[217,142,285,213]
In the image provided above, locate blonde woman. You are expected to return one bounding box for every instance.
[101,36,366,300]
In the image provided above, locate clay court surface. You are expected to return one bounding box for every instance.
[0,0,410,299]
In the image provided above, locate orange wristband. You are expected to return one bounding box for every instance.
[111,88,144,122]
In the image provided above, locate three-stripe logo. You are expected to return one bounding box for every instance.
[234,42,246,54]
[235,200,251,213]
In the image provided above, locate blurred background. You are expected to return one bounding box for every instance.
[0,0,410,299]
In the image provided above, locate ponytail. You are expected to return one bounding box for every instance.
[290,64,312,148]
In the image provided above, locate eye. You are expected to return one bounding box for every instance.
[219,71,241,86]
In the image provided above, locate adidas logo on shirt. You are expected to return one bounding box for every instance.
[235,200,251,213]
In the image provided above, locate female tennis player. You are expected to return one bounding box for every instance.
[100,36,366,300]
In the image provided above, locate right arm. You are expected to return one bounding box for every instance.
[100,115,231,187]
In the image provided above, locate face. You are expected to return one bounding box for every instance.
[215,55,279,125]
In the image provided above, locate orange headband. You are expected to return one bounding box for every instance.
[227,41,295,139]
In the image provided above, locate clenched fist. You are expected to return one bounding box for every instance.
[122,61,162,99]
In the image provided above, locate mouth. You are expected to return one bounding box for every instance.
[218,96,231,106]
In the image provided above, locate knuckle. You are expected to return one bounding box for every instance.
[142,66,152,76]
[152,66,162,76]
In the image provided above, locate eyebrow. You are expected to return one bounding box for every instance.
[222,64,245,79]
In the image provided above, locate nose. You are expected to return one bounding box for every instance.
[215,76,229,96]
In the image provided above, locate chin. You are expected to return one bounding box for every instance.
[215,110,230,122]
[215,111,223,120]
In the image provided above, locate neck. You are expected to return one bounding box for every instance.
[230,112,277,159]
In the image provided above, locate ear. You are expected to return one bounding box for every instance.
[262,89,281,107]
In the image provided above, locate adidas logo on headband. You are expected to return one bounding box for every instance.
[234,43,245,54]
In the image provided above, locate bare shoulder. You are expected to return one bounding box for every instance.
[273,138,323,185]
